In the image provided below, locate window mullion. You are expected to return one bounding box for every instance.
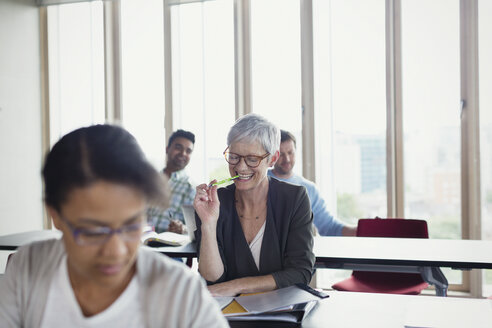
[460,0,481,297]
[300,0,315,181]
[40,6,51,229]
[164,0,173,141]
[103,0,122,123]
[234,0,252,119]
[385,0,403,218]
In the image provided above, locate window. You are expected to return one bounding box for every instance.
[250,0,303,175]
[312,0,386,289]
[40,0,490,295]
[401,0,461,240]
[120,0,166,169]
[170,0,235,184]
[47,1,105,145]
[313,0,387,225]
[402,0,462,284]
[479,0,492,295]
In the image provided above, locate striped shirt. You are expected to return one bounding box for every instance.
[147,170,196,233]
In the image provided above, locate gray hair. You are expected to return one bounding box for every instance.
[227,113,280,156]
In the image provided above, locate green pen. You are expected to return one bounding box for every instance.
[209,175,239,187]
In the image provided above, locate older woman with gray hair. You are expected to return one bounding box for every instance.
[194,113,315,296]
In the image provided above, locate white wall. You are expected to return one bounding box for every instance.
[0,0,44,236]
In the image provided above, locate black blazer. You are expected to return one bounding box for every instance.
[195,177,315,288]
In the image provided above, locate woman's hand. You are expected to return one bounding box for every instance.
[207,276,277,296]
[195,181,225,281]
[193,182,220,227]
[207,280,240,297]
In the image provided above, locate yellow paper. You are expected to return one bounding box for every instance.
[222,300,247,314]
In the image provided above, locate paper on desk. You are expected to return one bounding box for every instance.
[213,296,234,310]
[226,312,300,323]
[404,297,492,328]
[234,285,320,314]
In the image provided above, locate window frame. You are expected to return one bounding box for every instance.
[40,0,485,296]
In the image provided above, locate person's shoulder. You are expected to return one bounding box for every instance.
[269,176,307,197]
[286,173,313,188]
[297,176,319,197]
[8,238,64,276]
[15,238,63,258]
[267,170,292,184]
[173,169,190,181]
[138,249,229,327]
[173,170,196,189]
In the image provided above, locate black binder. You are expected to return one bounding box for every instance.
[224,284,328,327]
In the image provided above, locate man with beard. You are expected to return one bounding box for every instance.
[268,130,356,236]
[148,129,196,234]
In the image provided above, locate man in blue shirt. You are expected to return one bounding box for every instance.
[268,130,356,236]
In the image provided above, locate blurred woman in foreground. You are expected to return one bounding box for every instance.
[0,124,227,328]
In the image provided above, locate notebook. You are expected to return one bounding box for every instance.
[141,230,190,246]
[222,284,328,323]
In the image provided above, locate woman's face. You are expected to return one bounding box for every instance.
[49,181,146,289]
[228,140,279,192]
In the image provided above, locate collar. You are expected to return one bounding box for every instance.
[164,169,188,180]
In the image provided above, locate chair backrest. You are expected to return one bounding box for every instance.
[181,204,197,242]
[357,217,428,239]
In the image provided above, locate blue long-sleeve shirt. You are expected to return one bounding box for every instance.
[268,170,344,236]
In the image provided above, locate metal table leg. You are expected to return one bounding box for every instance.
[419,267,448,297]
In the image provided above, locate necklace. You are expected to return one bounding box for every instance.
[235,199,266,221]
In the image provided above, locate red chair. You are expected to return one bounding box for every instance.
[331,217,430,295]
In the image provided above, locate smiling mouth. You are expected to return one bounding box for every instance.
[237,173,253,181]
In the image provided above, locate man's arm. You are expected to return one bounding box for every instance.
[147,207,172,233]
[308,186,346,236]
[342,225,357,236]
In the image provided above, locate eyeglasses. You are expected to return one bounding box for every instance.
[59,214,144,246]
[223,147,270,168]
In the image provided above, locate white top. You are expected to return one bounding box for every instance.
[0,238,229,328]
[249,221,266,270]
[40,256,143,328]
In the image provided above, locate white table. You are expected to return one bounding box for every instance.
[301,290,492,328]
[4,232,492,296]
[0,230,61,250]
[314,237,492,296]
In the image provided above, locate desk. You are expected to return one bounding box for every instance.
[154,236,492,296]
[314,237,492,296]
[0,230,61,250]
[3,232,492,296]
[301,290,492,328]
[143,243,197,267]
[0,230,198,267]
[229,291,492,328]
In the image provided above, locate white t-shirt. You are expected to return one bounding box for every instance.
[40,256,144,328]
[249,221,266,270]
